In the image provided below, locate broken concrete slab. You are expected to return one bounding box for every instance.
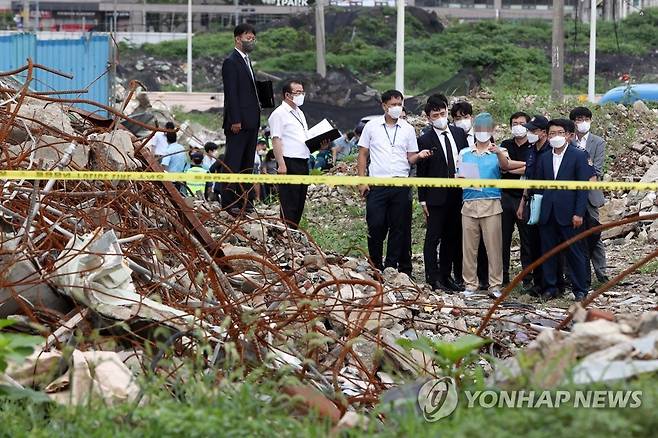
[0,258,72,318]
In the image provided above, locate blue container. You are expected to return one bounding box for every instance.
[599,83,658,105]
[0,33,110,115]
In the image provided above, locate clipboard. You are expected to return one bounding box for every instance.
[305,119,341,153]
[256,80,274,109]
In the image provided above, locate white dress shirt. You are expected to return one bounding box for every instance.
[433,126,459,166]
[358,115,418,178]
[150,131,169,156]
[235,47,255,82]
[465,128,475,148]
[552,145,568,179]
[577,132,589,150]
[268,101,310,159]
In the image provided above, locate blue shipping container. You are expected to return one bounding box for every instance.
[0,33,110,115]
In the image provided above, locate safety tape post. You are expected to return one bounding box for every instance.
[0,170,656,191]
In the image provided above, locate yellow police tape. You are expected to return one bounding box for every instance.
[0,169,655,191]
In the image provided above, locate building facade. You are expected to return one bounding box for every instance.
[6,0,657,32]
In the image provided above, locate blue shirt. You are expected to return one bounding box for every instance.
[161,142,189,173]
[458,147,503,201]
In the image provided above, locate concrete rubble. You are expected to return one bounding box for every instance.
[1,66,658,421]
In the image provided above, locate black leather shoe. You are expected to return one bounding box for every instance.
[478,283,490,291]
[524,284,542,296]
[441,277,462,292]
[597,275,610,283]
[430,280,454,294]
[540,290,557,301]
[574,291,588,302]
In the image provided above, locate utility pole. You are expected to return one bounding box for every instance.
[22,0,29,31]
[587,0,597,102]
[551,0,564,100]
[315,0,326,78]
[395,0,404,94]
[187,0,193,93]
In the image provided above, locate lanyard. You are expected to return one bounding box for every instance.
[383,124,399,147]
[290,109,306,132]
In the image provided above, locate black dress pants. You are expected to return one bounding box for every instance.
[278,157,309,229]
[501,192,536,285]
[366,186,411,271]
[221,128,259,209]
[423,193,462,283]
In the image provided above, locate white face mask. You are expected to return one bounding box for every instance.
[526,132,540,144]
[511,125,528,138]
[549,136,567,149]
[454,118,472,132]
[475,131,491,143]
[576,121,591,134]
[387,105,403,120]
[432,117,449,130]
[292,94,305,107]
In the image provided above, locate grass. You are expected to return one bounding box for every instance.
[638,260,658,274]
[1,365,656,436]
[301,192,369,256]
[172,106,221,131]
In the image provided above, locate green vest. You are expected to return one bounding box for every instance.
[185,166,208,196]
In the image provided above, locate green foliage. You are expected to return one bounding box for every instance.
[0,320,43,374]
[130,9,658,97]
[398,334,491,388]
[142,32,234,58]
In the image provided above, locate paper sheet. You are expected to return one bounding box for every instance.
[458,162,480,179]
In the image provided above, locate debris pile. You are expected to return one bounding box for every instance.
[1,63,657,418]
[496,310,658,387]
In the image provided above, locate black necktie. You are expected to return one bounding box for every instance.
[442,132,456,176]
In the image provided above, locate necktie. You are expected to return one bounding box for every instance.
[442,132,456,177]
[245,55,255,81]
[244,54,260,108]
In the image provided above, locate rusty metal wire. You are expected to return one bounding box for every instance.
[2,60,655,410]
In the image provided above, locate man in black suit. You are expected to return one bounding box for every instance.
[221,23,261,215]
[417,96,469,292]
[535,119,593,301]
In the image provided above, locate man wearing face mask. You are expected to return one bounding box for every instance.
[358,90,432,272]
[499,112,531,287]
[267,80,310,229]
[570,106,608,285]
[534,119,592,301]
[457,113,523,299]
[416,96,469,292]
[221,23,261,216]
[451,101,475,147]
[516,115,550,294]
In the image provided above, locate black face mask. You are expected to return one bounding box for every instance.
[241,40,255,53]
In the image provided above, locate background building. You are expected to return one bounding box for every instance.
[4,0,657,32]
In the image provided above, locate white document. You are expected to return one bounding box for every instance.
[306,119,334,138]
[458,162,480,179]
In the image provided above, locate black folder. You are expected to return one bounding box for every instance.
[256,80,275,109]
[305,119,341,153]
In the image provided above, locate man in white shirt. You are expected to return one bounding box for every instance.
[268,80,312,229]
[150,121,175,162]
[357,89,432,272]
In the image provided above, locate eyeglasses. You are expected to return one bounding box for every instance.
[290,91,305,96]
[547,131,566,137]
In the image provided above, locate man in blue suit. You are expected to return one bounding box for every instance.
[535,119,593,301]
